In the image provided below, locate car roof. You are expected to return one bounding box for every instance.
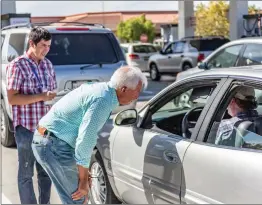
[182,67,262,81]
[220,37,262,47]
[1,23,112,33]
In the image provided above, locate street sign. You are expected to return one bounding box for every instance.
[140,34,148,42]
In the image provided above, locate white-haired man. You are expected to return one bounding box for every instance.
[31,66,147,204]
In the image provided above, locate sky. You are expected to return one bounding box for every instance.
[15,1,262,17]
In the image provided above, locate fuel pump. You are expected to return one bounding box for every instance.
[242,14,262,37]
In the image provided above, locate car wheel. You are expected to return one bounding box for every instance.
[150,63,161,81]
[182,63,192,71]
[89,150,121,204]
[1,99,15,147]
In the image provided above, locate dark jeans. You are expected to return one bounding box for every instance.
[32,130,86,204]
[15,125,52,204]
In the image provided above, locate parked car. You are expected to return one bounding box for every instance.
[90,68,262,204]
[148,36,230,81]
[176,37,262,81]
[121,43,158,71]
[1,22,130,147]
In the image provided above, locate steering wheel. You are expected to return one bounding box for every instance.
[182,107,204,139]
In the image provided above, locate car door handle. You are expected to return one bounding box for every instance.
[163,151,180,164]
[180,55,184,58]
[168,56,172,59]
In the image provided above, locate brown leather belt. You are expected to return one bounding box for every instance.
[37,125,48,136]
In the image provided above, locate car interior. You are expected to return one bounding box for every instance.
[206,86,262,150]
[143,85,217,138]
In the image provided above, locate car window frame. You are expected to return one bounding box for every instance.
[1,34,5,49]
[164,42,175,54]
[206,43,245,69]
[138,76,228,141]
[237,43,262,67]
[196,76,262,153]
[172,41,186,53]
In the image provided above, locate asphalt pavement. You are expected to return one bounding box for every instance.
[1,74,176,204]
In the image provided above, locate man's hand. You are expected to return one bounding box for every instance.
[71,166,92,203]
[71,178,90,202]
[41,91,56,101]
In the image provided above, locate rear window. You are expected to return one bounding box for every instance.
[133,45,157,53]
[46,33,118,65]
[189,39,230,52]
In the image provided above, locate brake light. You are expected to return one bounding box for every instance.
[56,27,90,31]
[129,54,139,60]
[197,53,205,62]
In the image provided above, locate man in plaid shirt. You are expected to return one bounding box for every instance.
[6,27,57,204]
[215,86,259,146]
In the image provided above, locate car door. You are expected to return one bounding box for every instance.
[111,77,226,204]
[181,78,262,204]
[166,41,186,72]
[156,43,175,72]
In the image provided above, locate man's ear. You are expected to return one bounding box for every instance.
[28,40,35,48]
[121,86,127,93]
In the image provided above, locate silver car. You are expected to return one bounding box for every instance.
[121,43,158,71]
[90,68,262,204]
[1,22,133,147]
[176,37,262,81]
[148,36,229,81]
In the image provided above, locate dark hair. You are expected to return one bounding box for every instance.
[29,27,52,46]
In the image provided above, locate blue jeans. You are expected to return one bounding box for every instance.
[31,130,85,204]
[15,125,52,204]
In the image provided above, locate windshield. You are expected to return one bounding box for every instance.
[46,33,118,65]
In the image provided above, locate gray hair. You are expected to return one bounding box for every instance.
[110,66,148,90]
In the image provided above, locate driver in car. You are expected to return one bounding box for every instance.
[215,86,259,146]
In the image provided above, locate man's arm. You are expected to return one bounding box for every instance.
[7,89,55,105]
[7,61,56,105]
[72,97,111,201]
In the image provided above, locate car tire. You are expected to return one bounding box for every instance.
[182,63,192,71]
[89,149,121,204]
[1,99,15,147]
[150,63,161,81]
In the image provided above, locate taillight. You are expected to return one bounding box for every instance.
[56,27,90,31]
[129,54,139,60]
[197,53,205,62]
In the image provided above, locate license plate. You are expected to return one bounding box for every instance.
[72,80,97,89]
[144,57,149,61]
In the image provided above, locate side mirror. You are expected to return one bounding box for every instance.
[197,62,208,70]
[159,50,165,55]
[114,109,138,126]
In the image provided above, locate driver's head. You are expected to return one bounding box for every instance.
[228,86,257,117]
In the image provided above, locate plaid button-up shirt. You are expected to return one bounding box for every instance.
[6,53,57,132]
[215,110,259,146]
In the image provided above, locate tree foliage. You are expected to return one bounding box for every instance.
[195,1,260,38]
[116,14,155,43]
[195,1,230,37]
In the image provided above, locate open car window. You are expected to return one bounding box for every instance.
[150,84,217,137]
[205,84,262,152]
